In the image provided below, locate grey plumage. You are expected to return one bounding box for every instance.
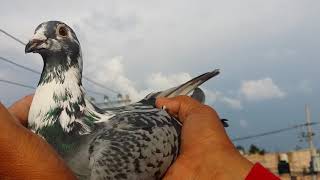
[145,69,219,100]
[66,102,181,179]
[191,87,206,103]
[25,21,220,180]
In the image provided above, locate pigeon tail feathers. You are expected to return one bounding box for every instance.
[145,69,219,100]
[142,69,229,128]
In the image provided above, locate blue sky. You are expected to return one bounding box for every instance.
[0,0,319,152]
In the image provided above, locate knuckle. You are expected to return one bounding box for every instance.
[176,95,193,103]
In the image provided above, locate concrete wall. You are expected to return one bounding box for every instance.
[287,149,311,174]
[244,149,312,174]
[245,153,279,174]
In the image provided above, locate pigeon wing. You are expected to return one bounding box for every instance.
[88,104,180,180]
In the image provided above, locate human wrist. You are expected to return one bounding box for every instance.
[181,142,253,180]
[207,144,253,179]
[181,105,254,179]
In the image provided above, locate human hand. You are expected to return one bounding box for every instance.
[156,96,253,180]
[0,95,76,179]
[8,94,33,126]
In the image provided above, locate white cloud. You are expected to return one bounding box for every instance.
[86,56,143,101]
[204,89,242,110]
[86,57,203,102]
[146,72,191,90]
[204,89,219,103]
[0,1,317,113]
[85,56,242,109]
[221,97,242,109]
[240,78,286,101]
[2,0,316,81]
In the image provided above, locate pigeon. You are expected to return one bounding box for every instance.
[25,21,221,180]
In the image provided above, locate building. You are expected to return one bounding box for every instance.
[245,148,320,179]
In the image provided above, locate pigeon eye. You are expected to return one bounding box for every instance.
[58,27,68,37]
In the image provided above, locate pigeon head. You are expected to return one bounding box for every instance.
[25,21,82,71]
[26,21,90,135]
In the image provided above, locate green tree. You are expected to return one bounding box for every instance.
[248,144,266,155]
[236,145,245,151]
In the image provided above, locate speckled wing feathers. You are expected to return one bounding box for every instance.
[88,102,181,180]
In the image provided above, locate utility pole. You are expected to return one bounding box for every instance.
[305,104,319,179]
[306,105,316,156]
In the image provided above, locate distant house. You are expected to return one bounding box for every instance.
[245,148,320,179]
[96,94,131,108]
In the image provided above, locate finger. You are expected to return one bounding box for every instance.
[156,96,203,123]
[156,97,181,117]
[8,94,34,127]
[171,96,203,120]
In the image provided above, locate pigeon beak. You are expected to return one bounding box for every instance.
[25,39,46,53]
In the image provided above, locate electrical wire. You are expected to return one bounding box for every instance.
[0,79,113,99]
[0,56,111,96]
[232,122,320,142]
[0,29,26,46]
[0,79,35,89]
[0,56,41,74]
[0,28,121,95]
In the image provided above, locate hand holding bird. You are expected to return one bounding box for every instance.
[156,96,253,180]
[0,96,76,180]
[23,21,222,179]
[0,95,252,180]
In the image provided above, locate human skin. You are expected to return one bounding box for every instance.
[0,95,253,179]
[156,96,253,180]
[0,95,76,179]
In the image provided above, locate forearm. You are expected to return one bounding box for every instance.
[0,103,76,179]
[188,107,253,179]
[204,145,253,179]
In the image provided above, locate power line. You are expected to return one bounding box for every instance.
[0,29,26,46]
[232,122,320,142]
[0,56,41,74]
[0,28,120,95]
[0,56,113,96]
[0,55,118,96]
[0,79,35,89]
[86,89,110,96]
[82,76,119,94]
[0,78,108,98]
